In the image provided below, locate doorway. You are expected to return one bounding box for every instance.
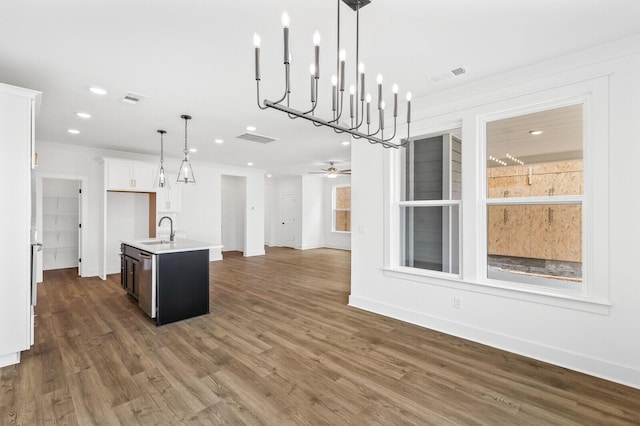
[39,177,82,278]
[221,175,247,254]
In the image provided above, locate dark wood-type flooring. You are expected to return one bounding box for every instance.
[1,247,639,425]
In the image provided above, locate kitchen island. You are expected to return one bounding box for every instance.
[120,238,219,325]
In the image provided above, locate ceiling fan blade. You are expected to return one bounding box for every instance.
[308,171,326,174]
[338,171,351,175]
[339,169,351,173]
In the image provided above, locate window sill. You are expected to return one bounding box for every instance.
[331,231,351,235]
[382,267,610,315]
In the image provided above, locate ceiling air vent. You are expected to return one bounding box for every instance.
[122,92,146,105]
[428,66,467,84]
[236,132,277,144]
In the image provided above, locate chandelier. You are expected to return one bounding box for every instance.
[177,114,196,184]
[253,0,411,149]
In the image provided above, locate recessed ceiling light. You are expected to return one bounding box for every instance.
[266,174,272,178]
[76,112,91,119]
[342,141,350,146]
[214,139,224,144]
[247,162,254,166]
[88,86,107,95]
[529,130,543,136]
[67,129,80,134]
[189,148,198,153]
[246,125,257,132]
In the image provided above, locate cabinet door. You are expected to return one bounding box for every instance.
[108,162,133,190]
[132,164,155,191]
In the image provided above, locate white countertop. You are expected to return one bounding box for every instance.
[121,238,222,254]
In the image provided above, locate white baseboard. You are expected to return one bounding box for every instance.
[244,249,266,257]
[300,244,324,250]
[0,352,20,368]
[348,295,640,390]
[323,243,351,251]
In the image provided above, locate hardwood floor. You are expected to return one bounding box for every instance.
[2,247,639,425]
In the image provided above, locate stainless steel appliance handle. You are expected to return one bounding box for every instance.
[139,253,152,259]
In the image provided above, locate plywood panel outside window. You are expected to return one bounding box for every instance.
[334,186,351,232]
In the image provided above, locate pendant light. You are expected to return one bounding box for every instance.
[154,129,171,189]
[177,114,196,184]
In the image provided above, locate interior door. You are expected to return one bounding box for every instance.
[281,193,296,248]
[78,184,83,276]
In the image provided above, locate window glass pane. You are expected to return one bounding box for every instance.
[486,104,583,198]
[400,205,460,274]
[405,132,461,201]
[485,104,584,290]
[335,210,350,232]
[336,186,350,209]
[334,185,350,232]
[487,203,582,288]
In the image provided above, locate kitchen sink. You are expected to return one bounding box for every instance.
[138,240,171,245]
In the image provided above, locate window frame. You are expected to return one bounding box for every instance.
[398,131,462,277]
[384,76,610,314]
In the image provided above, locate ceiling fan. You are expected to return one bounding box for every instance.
[308,162,351,179]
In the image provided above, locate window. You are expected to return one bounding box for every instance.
[485,104,583,290]
[386,76,610,311]
[400,131,461,274]
[333,185,351,232]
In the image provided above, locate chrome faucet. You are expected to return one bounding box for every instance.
[158,216,175,242]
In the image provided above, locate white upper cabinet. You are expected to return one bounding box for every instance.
[106,159,156,191]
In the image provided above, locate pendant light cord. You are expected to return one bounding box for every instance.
[184,118,188,155]
[160,132,164,166]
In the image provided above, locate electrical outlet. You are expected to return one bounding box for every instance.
[453,297,463,310]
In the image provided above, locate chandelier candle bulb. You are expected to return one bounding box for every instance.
[339,49,346,91]
[313,31,321,79]
[377,74,383,109]
[392,84,398,117]
[253,33,261,80]
[282,12,290,64]
[359,63,366,101]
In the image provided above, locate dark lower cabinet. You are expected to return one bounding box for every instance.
[156,249,210,326]
[121,245,140,300]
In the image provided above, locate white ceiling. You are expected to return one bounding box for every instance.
[1,0,639,176]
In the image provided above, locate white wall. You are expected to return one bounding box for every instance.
[264,179,273,245]
[301,175,324,250]
[323,175,351,250]
[221,175,246,252]
[349,36,640,389]
[35,142,265,277]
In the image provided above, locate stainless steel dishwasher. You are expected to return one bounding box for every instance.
[138,251,154,317]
